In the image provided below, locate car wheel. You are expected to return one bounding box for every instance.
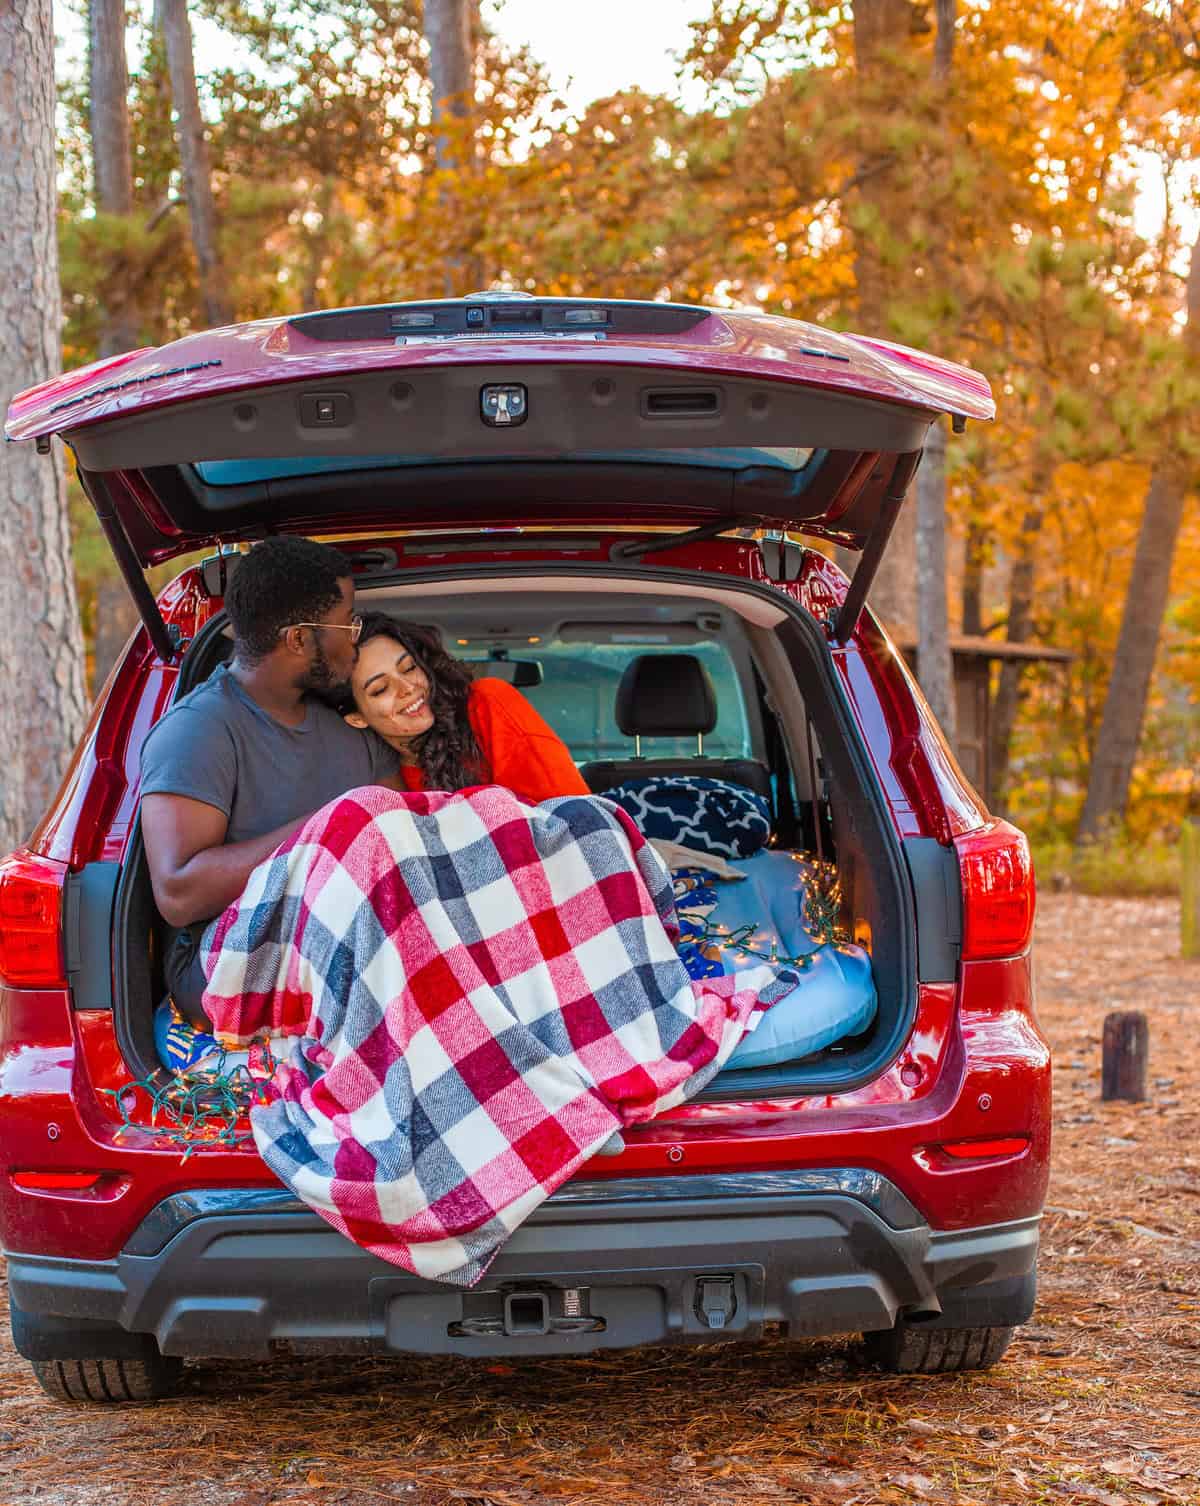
[862,1323,1014,1374]
[28,1354,185,1404]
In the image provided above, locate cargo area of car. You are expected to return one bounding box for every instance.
[107,556,922,1106]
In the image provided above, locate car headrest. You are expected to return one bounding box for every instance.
[615,654,717,739]
[200,550,243,598]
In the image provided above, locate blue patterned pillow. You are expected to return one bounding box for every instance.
[606,776,771,860]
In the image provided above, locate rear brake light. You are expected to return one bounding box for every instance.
[954,821,1035,961]
[0,852,68,988]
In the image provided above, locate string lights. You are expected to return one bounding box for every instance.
[676,855,845,974]
[102,1047,277,1160]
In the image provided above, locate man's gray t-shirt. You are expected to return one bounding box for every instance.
[140,663,397,1012]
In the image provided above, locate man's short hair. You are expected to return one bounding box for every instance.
[225,536,354,661]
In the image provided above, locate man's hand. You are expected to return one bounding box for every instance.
[141,793,307,927]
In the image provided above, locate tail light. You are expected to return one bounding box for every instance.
[0,851,68,988]
[953,821,1035,961]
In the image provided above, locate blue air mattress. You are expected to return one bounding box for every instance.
[672,849,877,1068]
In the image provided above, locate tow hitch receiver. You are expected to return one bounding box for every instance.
[505,1290,549,1335]
[694,1275,738,1330]
[448,1285,605,1339]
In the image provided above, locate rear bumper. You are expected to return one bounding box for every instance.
[7,1169,1039,1361]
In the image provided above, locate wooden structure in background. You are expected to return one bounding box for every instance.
[896,633,1072,801]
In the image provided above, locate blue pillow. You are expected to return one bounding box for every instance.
[606,776,771,860]
[727,946,877,1068]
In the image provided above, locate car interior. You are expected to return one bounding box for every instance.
[113,567,916,1099]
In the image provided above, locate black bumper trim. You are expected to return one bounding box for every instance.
[6,1172,1040,1362]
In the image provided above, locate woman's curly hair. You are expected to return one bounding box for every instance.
[350,613,484,791]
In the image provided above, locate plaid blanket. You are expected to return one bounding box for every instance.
[200,785,799,1285]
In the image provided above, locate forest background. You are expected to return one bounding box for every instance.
[31,0,1200,886]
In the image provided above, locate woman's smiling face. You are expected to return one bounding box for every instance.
[345,634,436,753]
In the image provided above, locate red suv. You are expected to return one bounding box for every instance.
[0,294,1048,1403]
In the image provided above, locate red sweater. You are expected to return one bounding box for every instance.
[396,677,590,804]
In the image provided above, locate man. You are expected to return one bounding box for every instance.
[140,535,398,1028]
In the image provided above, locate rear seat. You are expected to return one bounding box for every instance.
[579,653,771,798]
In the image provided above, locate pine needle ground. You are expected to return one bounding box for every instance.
[1,894,1196,1506]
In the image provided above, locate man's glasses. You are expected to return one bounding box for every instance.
[283,613,364,644]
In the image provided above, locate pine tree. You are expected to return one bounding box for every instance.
[0,0,87,850]
[89,0,140,354]
[155,0,232,325]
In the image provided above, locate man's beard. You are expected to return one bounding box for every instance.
[297,637,351,700]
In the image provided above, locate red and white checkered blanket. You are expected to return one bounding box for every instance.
[200,785,798,1285]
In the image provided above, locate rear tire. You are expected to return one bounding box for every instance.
[29,1354,184,1404]
[862,1322,1014,1374]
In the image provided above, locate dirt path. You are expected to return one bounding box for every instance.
[1,894,1197,1506]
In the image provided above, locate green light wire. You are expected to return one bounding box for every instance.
[102,1049,277,1160]
[677,858,846,970]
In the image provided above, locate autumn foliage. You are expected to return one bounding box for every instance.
[57,0,1200,851]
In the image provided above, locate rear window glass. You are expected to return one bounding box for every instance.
[457,639,752,765]
[192,448,818,487]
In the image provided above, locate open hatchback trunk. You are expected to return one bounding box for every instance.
[7,294,996,1104]
[8,294,993,648]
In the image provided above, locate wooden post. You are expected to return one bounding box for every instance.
[1182,819,1200,960]
[1101,1011,1148,1103]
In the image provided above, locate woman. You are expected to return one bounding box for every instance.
[342,613,590,802]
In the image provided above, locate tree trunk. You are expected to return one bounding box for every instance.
[425,0,478,297]
[987,500,1044,812]
[0,0,88,851]
[850,0,912,311]
[852,0,914,69]
[1077,231,1200,842]
[850,0,912,327]
[850,0,917,637]
[426,0,474,169]
[914,5,956,739]
[89,0,140,356]
[961,519,985,635]
[89,0,132,218]
[1076,470,1188,839]
[933,0,955,79]
[867,502,917,638]
[301,174,336,312]
[155,0,232,327]
[90,575,140,696]
[916,417,956,739]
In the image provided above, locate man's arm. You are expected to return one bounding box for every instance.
[141,793,307,928]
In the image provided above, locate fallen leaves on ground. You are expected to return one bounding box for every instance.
[0,894,1196,1506]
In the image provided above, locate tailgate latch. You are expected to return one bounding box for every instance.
[480,383,528,427]
[694,1275,738,1330]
